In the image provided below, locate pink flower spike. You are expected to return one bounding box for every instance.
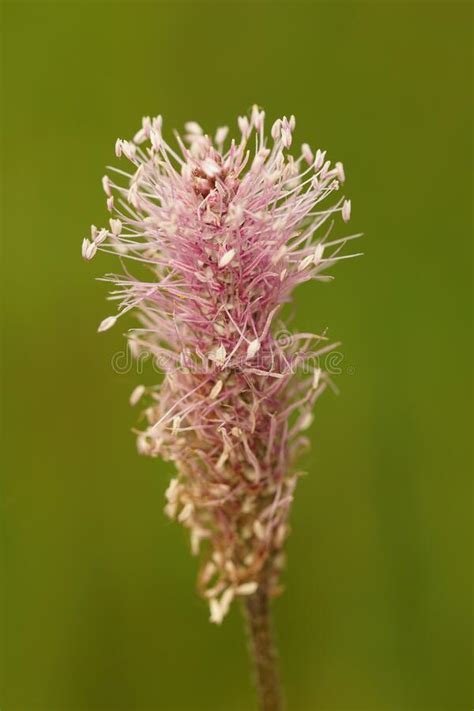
[84,108,360,624]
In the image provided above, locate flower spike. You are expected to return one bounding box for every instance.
[84,106,360,623]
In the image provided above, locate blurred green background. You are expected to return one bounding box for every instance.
[1,1,472,710]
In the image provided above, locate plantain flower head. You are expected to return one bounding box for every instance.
[84,107,360,624]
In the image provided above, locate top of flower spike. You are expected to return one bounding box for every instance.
[85,105,361,356]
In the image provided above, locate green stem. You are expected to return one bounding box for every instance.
[242,582,284,711]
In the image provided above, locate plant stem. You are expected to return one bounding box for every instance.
[242,582,284,711]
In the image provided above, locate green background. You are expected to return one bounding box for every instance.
[1,1,472,710]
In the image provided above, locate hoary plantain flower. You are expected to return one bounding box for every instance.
[84,106,360,710]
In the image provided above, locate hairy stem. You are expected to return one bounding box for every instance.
[242,582,284,711]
